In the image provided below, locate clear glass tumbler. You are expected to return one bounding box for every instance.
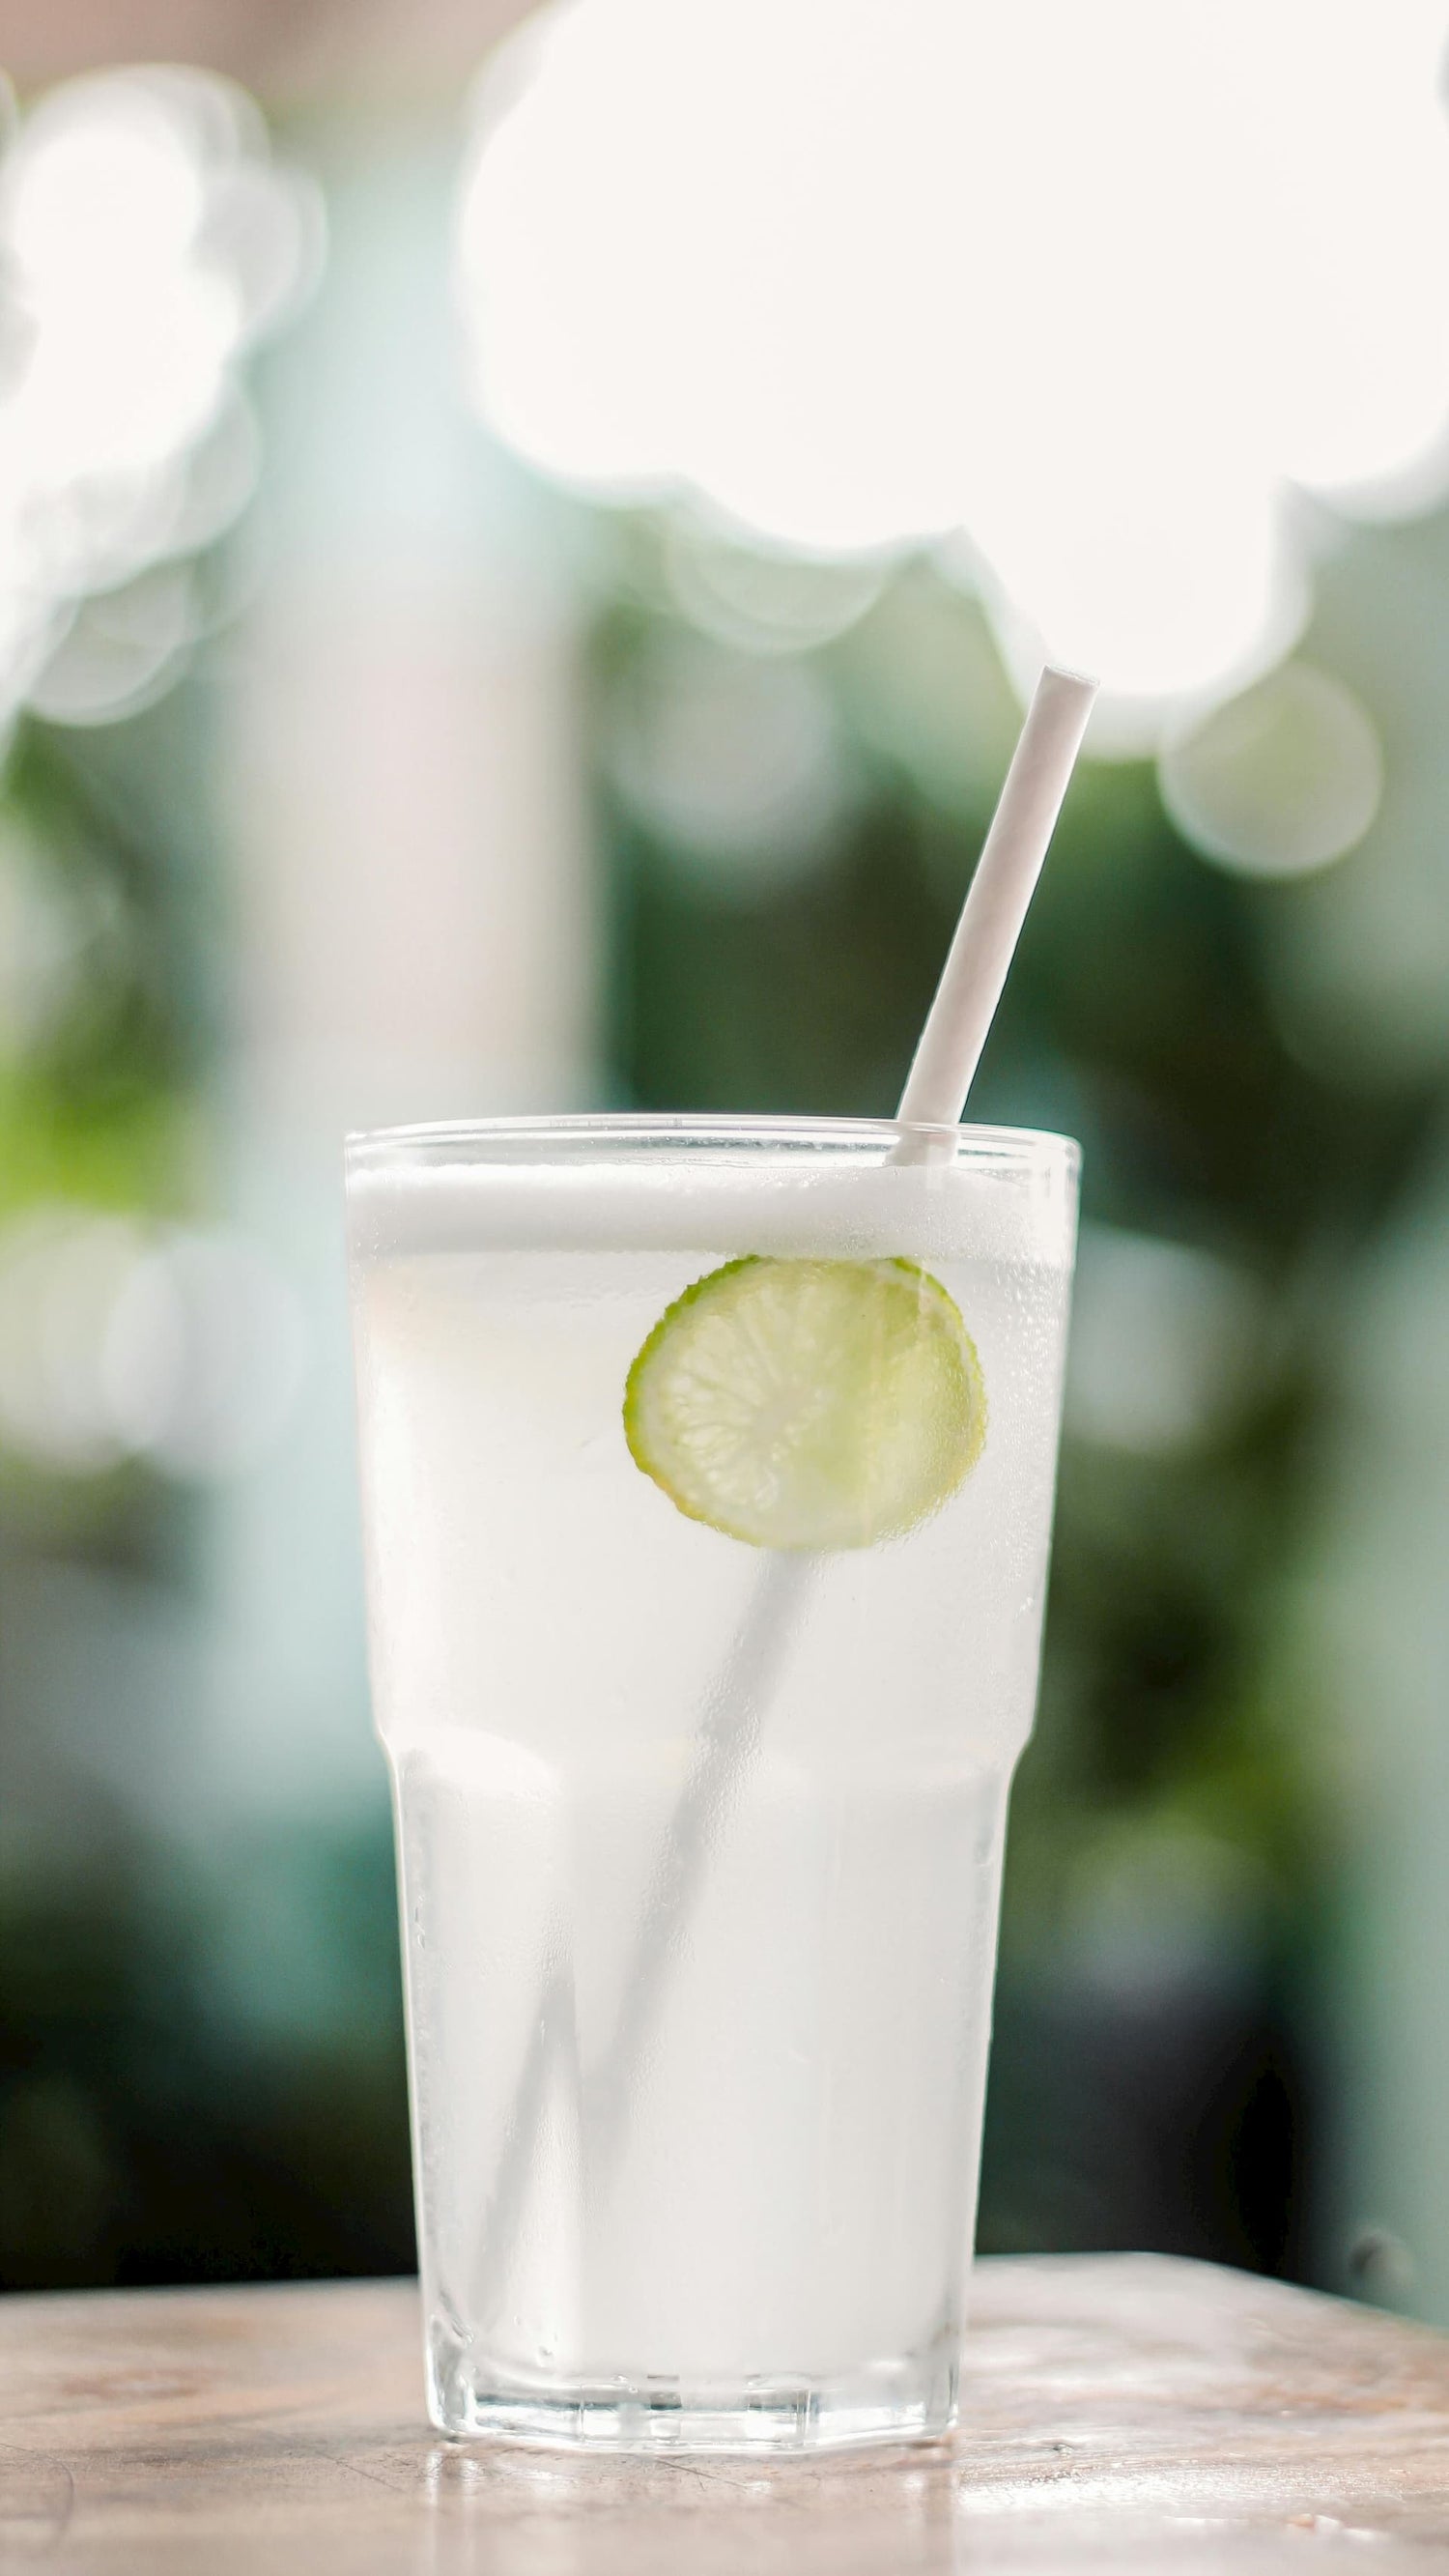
[347,1116,1078,2451]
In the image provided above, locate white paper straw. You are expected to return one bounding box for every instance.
[895,665,1096,1141]
[471,660,1097,2295]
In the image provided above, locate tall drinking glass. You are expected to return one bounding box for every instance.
[346,1116,1078,2452]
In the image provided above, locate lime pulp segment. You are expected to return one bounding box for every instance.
[623,1255,986,1551]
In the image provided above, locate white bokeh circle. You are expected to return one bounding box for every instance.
[457,0,1449,727]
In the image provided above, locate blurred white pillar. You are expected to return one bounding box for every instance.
[1309,1127,1449,2323]
[1269,530,1449,2326]
[233,570,592,1122]
[208,121,597,1829]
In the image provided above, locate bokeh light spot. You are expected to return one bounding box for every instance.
[457,0,1449,730]
[1065,1227,1264,1456]
[0,67,321,732]
[605,633,851,880]
[1158,663,1384,879]
[0,1207,308,1481]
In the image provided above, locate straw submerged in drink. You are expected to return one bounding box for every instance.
[346,667,1094,2452]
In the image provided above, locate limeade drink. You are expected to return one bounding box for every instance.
[348,1116,1078,2450]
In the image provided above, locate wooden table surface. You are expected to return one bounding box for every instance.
[3,2258,1449,2572]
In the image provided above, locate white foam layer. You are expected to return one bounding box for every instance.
[348,1143,1077,1270]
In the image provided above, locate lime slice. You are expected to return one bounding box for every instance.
[623,1255,986,1550]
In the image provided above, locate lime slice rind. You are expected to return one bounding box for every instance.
[623,1254,986,1552]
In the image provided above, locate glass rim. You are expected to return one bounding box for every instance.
[345,1112,1080,1172]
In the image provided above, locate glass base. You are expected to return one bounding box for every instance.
[427,2314,959,2454]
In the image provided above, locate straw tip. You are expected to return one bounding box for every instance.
[1040,662,1100,699]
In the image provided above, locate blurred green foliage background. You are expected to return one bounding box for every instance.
[4,40,1449,2329]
